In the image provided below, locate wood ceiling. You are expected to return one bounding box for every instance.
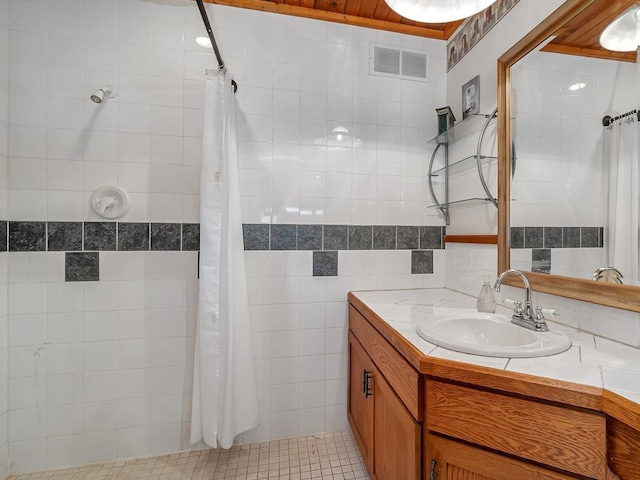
[203,0,464,40]
[542,0,637,62]
[205,0,638,63]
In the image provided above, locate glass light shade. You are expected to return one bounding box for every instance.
[599,6,639,52]
[384,0,495,23]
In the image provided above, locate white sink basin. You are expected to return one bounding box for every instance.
[416,310,571,358]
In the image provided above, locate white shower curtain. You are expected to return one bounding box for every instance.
[605,114,640,285]
[190,70,259,448]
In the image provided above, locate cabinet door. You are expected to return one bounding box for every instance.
[608,417,640,479]
[425,434,581,480]
[348,333,374,475]
[374,368,421,480]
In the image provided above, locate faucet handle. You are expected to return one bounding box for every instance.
[536,307,559,318]
[504,298,523,316]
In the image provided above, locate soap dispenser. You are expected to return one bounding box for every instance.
[477,275,497,313]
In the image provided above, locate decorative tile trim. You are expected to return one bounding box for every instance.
[65,252,99,282]
[1,220,441,279]
[323,225,348,250]
[511,226,604,249]
[241,224,446,251]
[2,222,202,252]
[532,249,551,274]
[182,224,200,251]
[0,221,6,252]
[85,222,117,251]
[48,222,82,251]
[118,223,150,251]
[298,225,323,251]
[9,222,46,252]
[447,0,522,71]
[313,251,338,277]
[411,250,434,274]
[151,223,181,251]
[0,221,447,254]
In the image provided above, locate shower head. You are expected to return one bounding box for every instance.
[91,86,116,104]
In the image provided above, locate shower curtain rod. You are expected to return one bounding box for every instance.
[195,0,238,93]
[602,108,639,127]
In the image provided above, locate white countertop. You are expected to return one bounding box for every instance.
[352,288,640,405]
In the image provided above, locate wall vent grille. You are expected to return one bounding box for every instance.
[370,43,430,82]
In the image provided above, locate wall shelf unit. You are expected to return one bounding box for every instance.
[427,108,498,225]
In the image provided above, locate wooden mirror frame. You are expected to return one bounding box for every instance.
[497,0,640,313]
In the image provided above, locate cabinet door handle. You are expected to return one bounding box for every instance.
[363,370,373,398]
[430,460,438,480]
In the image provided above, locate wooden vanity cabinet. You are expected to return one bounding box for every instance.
[425,378,607,479]
[607,417,640,479]
[348,334,421,480]
[348,306,422,480]
[348,332,375,473]
[425,433,583,480]
[347,299,631,480]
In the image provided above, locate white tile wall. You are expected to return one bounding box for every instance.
[3,0,448,474]
[1,0,10,475]
[510,51,628,229]
[7,251,198,472]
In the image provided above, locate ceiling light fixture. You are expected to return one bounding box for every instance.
[384,0,495,23]
[599,6,639,52]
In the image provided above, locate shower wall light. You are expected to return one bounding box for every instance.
[90,86,117,104]
[599,6,639,52]
[384,0,495,23]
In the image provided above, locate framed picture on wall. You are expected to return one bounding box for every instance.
[462,75,480,119]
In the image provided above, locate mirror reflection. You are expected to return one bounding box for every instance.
[508,0,639,285]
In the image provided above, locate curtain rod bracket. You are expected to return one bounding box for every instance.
[196,0,238,93]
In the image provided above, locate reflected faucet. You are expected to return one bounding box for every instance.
[494,269,549,332]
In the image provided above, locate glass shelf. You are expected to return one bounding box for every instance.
[428,154,497,177]
[428,112,497,145]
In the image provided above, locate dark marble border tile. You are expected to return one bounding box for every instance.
[532,249,551,274]
[271,224,297,250]
[581,227,599,248]
[9,222,46,252]
[118,223,149,251]
[543,227,562,249]
[297,225,322,250]
[411,250,433,274]
[48,222,82,251]
[151,223,181,251]
[524,227,543,249]
[182,223,200,251]
[562,227,580,248]
[84,222,116,251]
[513,226,606,250]
[420,226,443,250]
[0,221,6,252]
[510,227,524,249]
[397,226,419,250]
[323,225,348,251]
[313,251,338,276]
[348,226,372,250]
[65,252,99,282]
[373,226,396,250]
[243,224,269,250]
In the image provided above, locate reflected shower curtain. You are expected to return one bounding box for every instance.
[191,70,259,448]
[605,114,640,285]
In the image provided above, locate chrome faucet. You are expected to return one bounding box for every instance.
[493,269,549,332]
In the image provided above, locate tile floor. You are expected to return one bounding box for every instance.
[8,432,370,480]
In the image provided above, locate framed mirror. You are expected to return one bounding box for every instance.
[497,0,640,312]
